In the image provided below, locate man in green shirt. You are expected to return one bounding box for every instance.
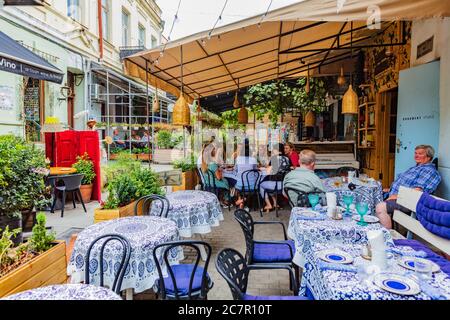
[283,149,325,206]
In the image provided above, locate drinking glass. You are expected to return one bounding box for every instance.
[308,194,320,210]
[414,258,432,280]
[356,202,369,226]
[342,194,354,216]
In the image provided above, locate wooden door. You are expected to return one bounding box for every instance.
[67,72,75,129]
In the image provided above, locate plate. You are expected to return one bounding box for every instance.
[373,273,421,295]
[297,210,321,218]
[317,249,354,264]
[397,257,441,273]
[352,215,380,223]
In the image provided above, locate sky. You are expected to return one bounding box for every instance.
[155,0,300,41]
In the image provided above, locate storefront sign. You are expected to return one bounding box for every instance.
[0,85,14,111]
[0,56,63,84]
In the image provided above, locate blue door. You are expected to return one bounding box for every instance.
[395,60,440,176]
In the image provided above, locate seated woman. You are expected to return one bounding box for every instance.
[259,143,291,212]
[233,142,258,209]
[201,143,232,207]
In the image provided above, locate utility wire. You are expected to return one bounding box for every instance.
[156,0,182,64]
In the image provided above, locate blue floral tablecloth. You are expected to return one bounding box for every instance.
[323,177,383,214]
[150,190,224,237]
[302,242,450,300]
[2,284,122,300]
[68,216,182,293]
[287,207,393,267]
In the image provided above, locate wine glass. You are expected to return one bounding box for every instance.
[356,202,369,226]
[308,194,320,210]
[342,194,354,216]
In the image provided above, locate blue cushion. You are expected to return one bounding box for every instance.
[252,240,295,263]
[416,192,450,239]
[162,264,212,296]
[243,294,309,300]
[394,239,450,276]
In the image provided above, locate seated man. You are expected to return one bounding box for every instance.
[112,129,127,149]
[376,145,441,229]
[283,149,325,206]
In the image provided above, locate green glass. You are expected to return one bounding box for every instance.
[356,202,369,226]
[342,194,354,216]
[308,194,320,210]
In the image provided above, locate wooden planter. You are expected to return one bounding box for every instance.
[0,241,67,298]
[137,153,152,162]
[94,201,137,224]
[153,149,185,164]
[79,184,93,203]
[172,170,196,192]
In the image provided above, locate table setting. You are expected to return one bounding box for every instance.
[67,216,183,295]
[301,230,450,300]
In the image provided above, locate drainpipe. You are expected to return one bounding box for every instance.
[97,0,103,61]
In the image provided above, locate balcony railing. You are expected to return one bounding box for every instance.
[3,0,45,5]
[119,46,146,61]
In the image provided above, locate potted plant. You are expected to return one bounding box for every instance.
[94,165,163,223]
[72,153,96,203]
[153,130,184,164]
[137,146,152,162]
[0,213,67,298]
[172,155,197,191]
[0,135,51,245]
[96,122,106,129]
[121,123,129,130]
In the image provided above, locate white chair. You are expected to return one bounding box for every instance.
[393,186,450,256]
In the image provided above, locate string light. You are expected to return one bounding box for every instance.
[257,0,273,28]
[204,0,228,46]
[156,0,182,65]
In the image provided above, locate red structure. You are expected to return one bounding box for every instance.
[45,131,102,201]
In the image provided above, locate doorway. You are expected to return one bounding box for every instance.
[67,72,75,129]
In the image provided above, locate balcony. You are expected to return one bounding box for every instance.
[3,0,45,5]
[119,46,146,61]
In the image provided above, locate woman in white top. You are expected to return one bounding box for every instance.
[234,143,258,208]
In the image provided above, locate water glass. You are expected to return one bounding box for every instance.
[414,258,432,280]
[356,202,369,226]
[342,194,354,216]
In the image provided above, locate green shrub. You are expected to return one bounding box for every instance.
[173,155,196,172]
[132,167,164,198]
[0,226,21,268]
[157,130,183,149]
[29,213,55,253]
[72,152,96,185]
[0,135,51,218]
[107,174,137,208]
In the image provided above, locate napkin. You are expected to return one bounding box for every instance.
[318,261,357,273]
[419,280,447,300]
[387,247,428,258]
[367,230,387,269]
[296,215,326,221]
[326,192,337,207]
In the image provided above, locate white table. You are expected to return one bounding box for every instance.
[67,216,183,299]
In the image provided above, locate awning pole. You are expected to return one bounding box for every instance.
[145,60,151,169]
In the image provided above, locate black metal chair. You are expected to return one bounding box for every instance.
[233,209,299,288]
[284,187,326,208]
[134,194,170,217]
[152,240,214,300]
[216,248,308,300]
[259,173,285,217]
[203,169,232,211]
[85,234,131,294]
[50,174,87,217]
[236,169,261,212]
[195,167,206,190]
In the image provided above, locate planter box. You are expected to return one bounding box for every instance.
[153,149,185,164]
[137,153,152,162]
[94,200,137,224]
[109,153,137,161]
[0,241,67,298]
[172,170,196,192]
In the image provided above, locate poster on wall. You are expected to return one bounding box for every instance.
[0,85,14,112]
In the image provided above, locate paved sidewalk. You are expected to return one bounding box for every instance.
[45,194,294,300]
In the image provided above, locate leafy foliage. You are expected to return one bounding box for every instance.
[131,168,164,199]
[29,213,55,253]
[173,155,196,172]
[156,130,183,149]
[0,226,21,268]
[0,135,51,218]
[72,152,96,185]
[107,174,137,208]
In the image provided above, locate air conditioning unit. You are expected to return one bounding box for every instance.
[91,84,105,101]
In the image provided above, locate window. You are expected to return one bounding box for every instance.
[151,35,157,48]
[138,25,146,47]
[101,0,110,41]
[121,10,130,46]
[67,0,81,21]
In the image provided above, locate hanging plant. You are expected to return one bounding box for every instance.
[291,77,328,114]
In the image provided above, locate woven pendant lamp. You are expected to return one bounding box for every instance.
[172,46,190,126]
[152,91,160,113]
[233,92,240,108]
[305,66,310,94]
[304,110,315,127]
[238,106,248,124]
[342,22,358,115]
[337,66,346,86]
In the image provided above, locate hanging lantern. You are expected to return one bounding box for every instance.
[304,110,315,127]
[238,106,248,124]
[152,94,160,113]
[194,99,203,121]
[337,66,346,86]
[342,84,359,114]
[305,66,310,94]
[233,91,240,108]
[172,95,190,126]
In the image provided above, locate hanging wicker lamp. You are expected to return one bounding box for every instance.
[342,84,358,114]
[305,66,310,94]
[238,106,248,124]
[233,91,240,109]
[172,45,190,126]
[337,66,346,86]
[152,94,160,113]
[304,110,315,127]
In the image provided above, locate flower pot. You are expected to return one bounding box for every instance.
[0,215,23,247]
[122,126,128,130]
[21,209,36,233]
[133,126,139,130]
[172,170,196,191]
[79,184,93,203]
[94,201,137,224]
[137,153,152,162]
[0,241,67,298]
